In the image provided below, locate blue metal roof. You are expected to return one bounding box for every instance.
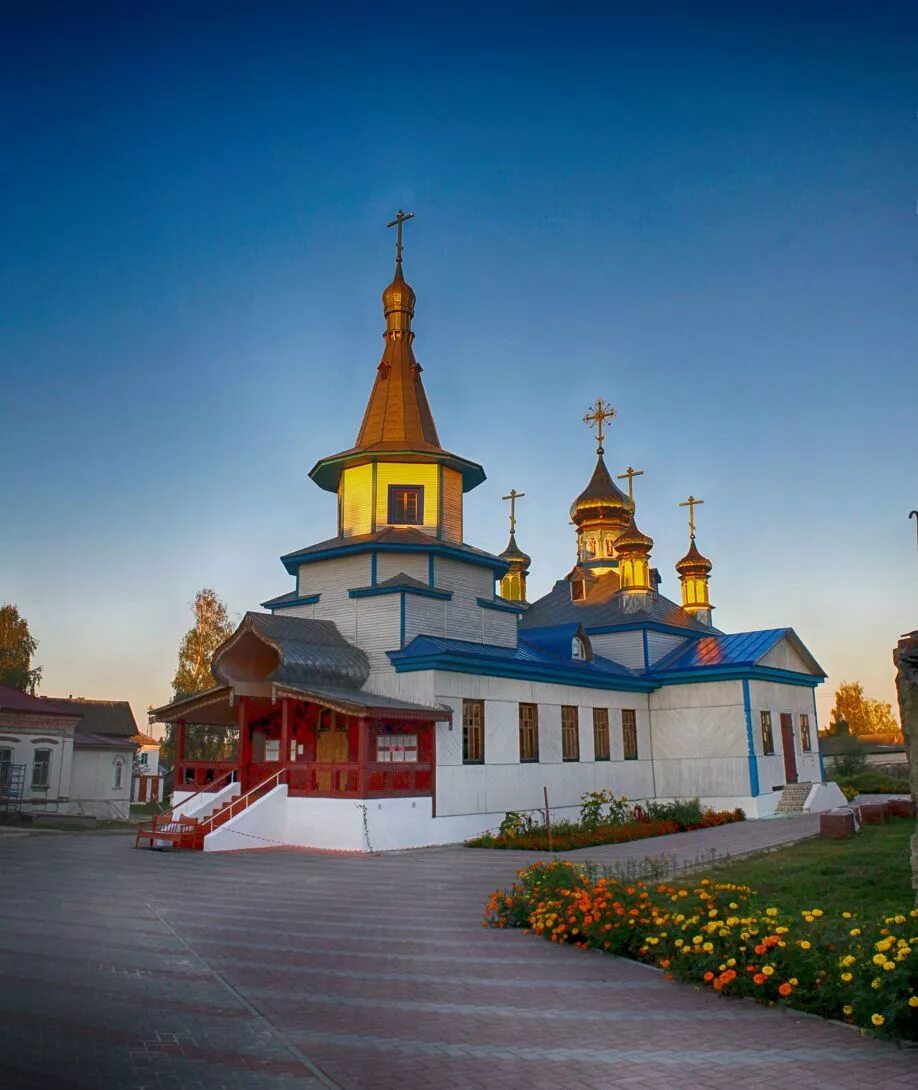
[652,629,804,673]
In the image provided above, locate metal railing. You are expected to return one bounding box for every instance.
[198,768,286,835]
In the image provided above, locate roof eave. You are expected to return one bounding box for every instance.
[308,448,487,494]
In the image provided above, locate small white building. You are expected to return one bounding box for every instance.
[0,687,143,820]
[150,233,837,853]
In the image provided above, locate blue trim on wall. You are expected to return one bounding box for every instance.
[428,554,435,588]
[477,596,526,614]
[813,695,826,781]
[642,629,650,671]
[389,652,656,692]
[742,679,760,797]
[399,593,406,649]
[282,540,508,577]
[261,593,321,611]
[370,552,378,586]
[349,583,452,601]
[653,666,822,688]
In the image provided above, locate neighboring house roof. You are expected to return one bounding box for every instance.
[818,735,905,756]
[390,632,653,692]
[131,731,160,747]
[650,629,826,680]
[522,577,716,634]
[73,731,137,750]
[43,697,139,738]
[280,527,508,575]
[0,686,81,718]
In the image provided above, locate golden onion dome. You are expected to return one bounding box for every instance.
[499,532,531,570]
[382,261,416,319]
[614,515,654,554]
[676,537,713,575]
[570,454,632,525]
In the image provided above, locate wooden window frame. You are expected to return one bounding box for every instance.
[800,713,811,753]
[592,708,610,761]
[761,711,775,755]
[518,703,539,763]
[462,699,485,765]
[561,705,580,762]
[31,748,51,789]
[387,484,424,526]
[622,709,638,760]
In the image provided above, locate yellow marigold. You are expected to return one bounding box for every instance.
[871,1014,884,1027]
[841,972,853,983]
[811,909,823,918]
[702,942,714,953]
[882,962,896,972]
[840,955,856,968]
[872,979,882,989]
[850,928,861,937]
[842,912,852,919]
[872,953,886,966]
[762,965,774,977]
[842,1004,853,1015]
[909,996,918,1008]
[727,958,736,967]
[799,941,811,951]
[765,908,778,917]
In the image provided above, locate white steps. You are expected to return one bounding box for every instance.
[775,781,813,814]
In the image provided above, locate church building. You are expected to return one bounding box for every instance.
[147,216,839,852]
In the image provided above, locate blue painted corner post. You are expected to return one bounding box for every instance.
[742,679,760,797]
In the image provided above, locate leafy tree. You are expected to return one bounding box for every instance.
[827,681,902,741]
[0,604,42,694]
[160,589,236,767]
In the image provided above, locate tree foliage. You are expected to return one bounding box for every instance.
[160,589,236,767]
[827,681,902,741]
[0,604,42,694]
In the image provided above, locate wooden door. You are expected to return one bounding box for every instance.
[780,713,798,784]
[315,721,350,791]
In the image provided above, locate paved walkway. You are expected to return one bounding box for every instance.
[0,817,915,1090]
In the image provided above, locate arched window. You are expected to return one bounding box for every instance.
[113,757,125,790]
[572,637,586,660]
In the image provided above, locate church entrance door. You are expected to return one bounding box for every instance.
[780,713,798,784]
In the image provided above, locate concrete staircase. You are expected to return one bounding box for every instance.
[775,781,813,814]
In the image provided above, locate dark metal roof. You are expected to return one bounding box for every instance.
[274,681,452,721]
[73,731,137,750]
[43,697,139,737]
[282,527,506,570]
[260,589,300,608]
[522,577,717,634]
[214,612,370,689]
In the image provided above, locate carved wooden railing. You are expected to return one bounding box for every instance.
[175,760,238,791]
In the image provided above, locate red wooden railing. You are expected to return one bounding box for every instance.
[284,761,432,798]
[135,765,238,850]
[175,760,238,790]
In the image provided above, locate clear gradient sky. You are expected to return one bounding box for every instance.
[2,2,916,731]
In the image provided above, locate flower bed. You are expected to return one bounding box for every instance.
[484,858,918,1040]
[467,792,744,851]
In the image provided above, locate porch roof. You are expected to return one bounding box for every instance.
[149,682,451,725]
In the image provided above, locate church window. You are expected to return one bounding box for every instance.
[519,704,539,762]
[31,748,51,789]
[592,708,610,761]
[0,748,11,788]
[570,578,586,602]
[800,713,811,753]
[572,636,586,660]
[113,758,125,790]
[761,711,775,755]
[622,710,638,760]
[462,700,484,764]
[388,485,423,525]
[561,706,580,761]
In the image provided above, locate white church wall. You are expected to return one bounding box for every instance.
[589,631,645,670]
[759,638,812,675]
[404,595,446,643]
[273,603,316,619]
[437,557,494,643]
[645,631,689,664]
[355,597,403,669]
[649,681,751,801]
[748,680,823,789]
[377,552,429,584]
[298,553,371,598]
[482,609,517,647]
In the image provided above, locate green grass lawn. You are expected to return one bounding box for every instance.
[698,818,914,918]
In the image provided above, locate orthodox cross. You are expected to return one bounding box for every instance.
[386,209,415,264]
[616,465,644,504]
[583,398,616,455]
[502,488,525,534]
[679,494,704,538]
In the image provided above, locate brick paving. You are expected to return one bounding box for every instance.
[0,817,915,1089]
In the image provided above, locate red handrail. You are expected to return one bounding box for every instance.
[198,768,286,835]
[146,765,239,834]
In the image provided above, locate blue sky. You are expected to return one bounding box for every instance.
[1,2,916,728]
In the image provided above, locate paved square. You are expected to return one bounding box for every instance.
[0,820,915,1089]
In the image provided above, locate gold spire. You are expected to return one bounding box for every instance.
[583,398,617,455]
[500,488,530,602]
[616,466,644,505]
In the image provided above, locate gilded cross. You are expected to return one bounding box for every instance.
[616,465,644,504]
[583,398,616,454]
[679,494,704,538]
[502,488,525,534]
[386,209,415,264]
